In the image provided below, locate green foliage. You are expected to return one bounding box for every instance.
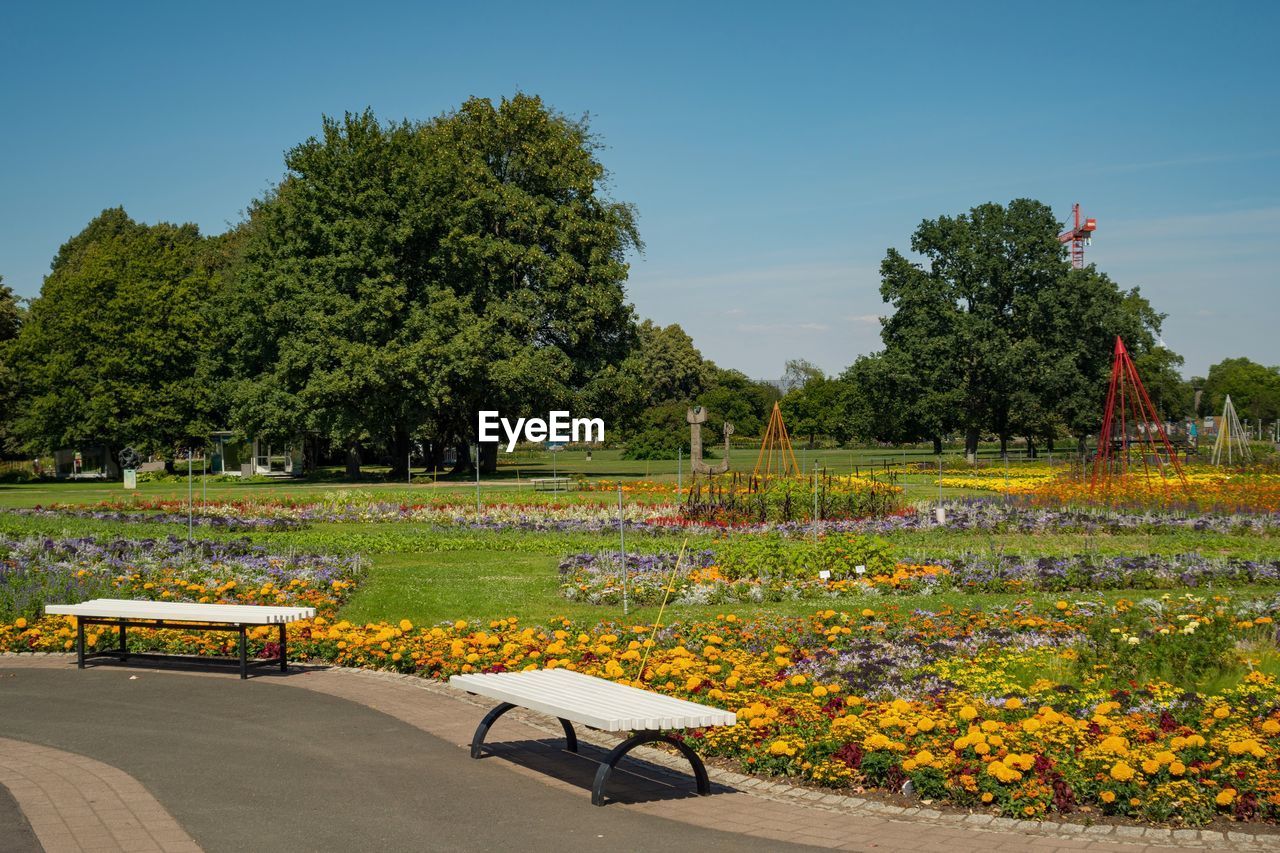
[683,475,904,523]
[850,199,1177,452]
[9,209,224,456]
[1201,357,1280,421]
[621,401,690,459]
[715,532,898,582]
[218,95,640,475]
[1071,596,1237,691]
[0,275,22,453]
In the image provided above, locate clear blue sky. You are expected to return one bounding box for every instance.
[1,1,1276,379]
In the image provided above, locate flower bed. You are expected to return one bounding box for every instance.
[0,534,360,622]
[5,595,1280,825]
[559,547,1280,604]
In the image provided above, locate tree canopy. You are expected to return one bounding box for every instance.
[865,199,1176,456]
[217,95,640,474]
[9,209,223,457]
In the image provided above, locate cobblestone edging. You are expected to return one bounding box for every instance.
[0,735,201,853]
[336,666,1280,851]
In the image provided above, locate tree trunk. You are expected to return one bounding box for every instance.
[453,441,472,475]
[479,442,498,475]
[932,436,942,455]
[1025,438,1037,459]
[999,434,1009,460]
[388,427,411,480]
[965,427,979,462]
[345,445,362,479]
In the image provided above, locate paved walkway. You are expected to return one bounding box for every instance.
[1,655,1277,852]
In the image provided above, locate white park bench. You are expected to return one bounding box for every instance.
[450,668,737,805]
[529,476,573,492]
[45,599,315,679]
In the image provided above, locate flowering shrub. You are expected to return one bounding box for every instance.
[0,534,361,622]
[681,474,904,524]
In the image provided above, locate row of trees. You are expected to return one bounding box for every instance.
[0,94,1269,474]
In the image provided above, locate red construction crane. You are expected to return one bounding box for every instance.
[1058,203,1096,269]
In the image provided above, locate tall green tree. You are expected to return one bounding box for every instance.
[10,209,222,460]
[0,275,23,453]
[220,95,640,476]
[1201,357,1280,421]
[877,199,1175,457]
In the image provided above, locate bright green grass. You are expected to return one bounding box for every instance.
[338,548,1280,627]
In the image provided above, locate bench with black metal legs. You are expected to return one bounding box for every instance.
[44,599,316,679]
[450,668,738,805]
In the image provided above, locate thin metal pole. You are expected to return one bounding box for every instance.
[408,451,412,485]
[474,445,481,512]
[812,462,819,540]
[618,484,627,617]
[187,451,193,543]
[677,447,682,493]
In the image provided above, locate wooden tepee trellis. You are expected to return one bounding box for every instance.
[753,402,800,482]
[1211,394,1253,466]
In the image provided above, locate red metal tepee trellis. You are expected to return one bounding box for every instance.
[1090,336,1188,490]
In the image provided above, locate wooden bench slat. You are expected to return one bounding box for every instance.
[45,599,316,625]
[450,668,737,732]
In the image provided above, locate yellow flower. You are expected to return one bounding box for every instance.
[1216,788,1236,807]
[399,619,413,632]
[453,620,468,631]
[1213,705,1231,719]
[1004,697,1022,710]
[1169,761,1186,776]
[958,705,978,721]
[980,792,993,803]
[1099,735,1129,755]
[1100,790,1116,803]
[1263,719,1280,736]
[13,618,26,630]
[1109,761,1135,782]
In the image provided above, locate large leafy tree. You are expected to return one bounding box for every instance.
[1200,357,1280,422]
[221,95,640,476]
[876,199,1174,457]
[10,209,222,460]
[29,211,224,454]
[0,275,23,453]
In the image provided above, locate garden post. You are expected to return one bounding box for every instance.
[238,625,247,679]
[76,619,85,668]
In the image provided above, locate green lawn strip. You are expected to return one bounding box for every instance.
[337,548,1280,626]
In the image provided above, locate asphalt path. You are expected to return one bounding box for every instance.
[0,666,820,852]
[0,780,39,853]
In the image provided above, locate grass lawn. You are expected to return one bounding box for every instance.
[4,469,1278,629]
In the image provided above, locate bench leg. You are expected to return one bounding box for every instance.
[238,626,247,680]
[470,702,516,758]
[558,718,578,753]
[278,623,287,672]
[76,620,85,669]
[118,623,128,662]
[470,703,578,758]
[591,730,710,806]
